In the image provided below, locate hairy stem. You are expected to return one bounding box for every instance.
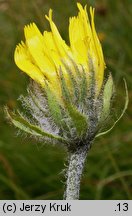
[64,144,90,200]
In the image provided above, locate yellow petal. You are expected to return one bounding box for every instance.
[90,7,105,90]
[24,23,56,81]
[69,3,95,67]
[14,42,45,86]
[77,3,92,42]
[45,9,70,57]
[69,16,88,64]
[43,31,61,68]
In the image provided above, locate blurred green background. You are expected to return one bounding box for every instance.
[0,0,132,200]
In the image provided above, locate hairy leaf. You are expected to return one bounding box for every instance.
[5,107,66,142]
[45,85,64,128]
[67,104,88,137]
[96,79,128,138]
[100,74,114,122]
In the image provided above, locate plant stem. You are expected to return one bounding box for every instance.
[64,144,90,200]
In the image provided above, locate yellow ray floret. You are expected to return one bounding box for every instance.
[24,23,56,80]
[42,31,62,68]
[14,42,45,86]
[45,9,70,57]
[90,7,105,88]
[69,3,105,91]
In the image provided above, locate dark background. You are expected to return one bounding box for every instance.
[0,0,131,199]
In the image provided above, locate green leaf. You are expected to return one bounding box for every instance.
[67,104,88,137]
[59,67,71,103]
[79,66,88,104]
[96,79,129,138]
[62,61,79,101]
[100,74,114,122]
[45,86,63,127]
[5,107,66,142]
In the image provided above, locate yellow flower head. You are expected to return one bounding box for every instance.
[14,3,105,100]
[7,2,129,202]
